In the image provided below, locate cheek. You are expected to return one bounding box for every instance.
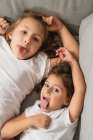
[51,95,64,106]
[51,95,60,103]
[40,89,44,99]
[10,37,16,48]
[30,44,41,54]
[10,34,17,43]
[36,41,42,49]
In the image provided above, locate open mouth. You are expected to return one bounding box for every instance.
[18,45,28,55]
[40,97,49,109]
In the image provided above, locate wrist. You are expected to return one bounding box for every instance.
[70,58,78,68]
[26,116,35,128]
[58,23,64,32]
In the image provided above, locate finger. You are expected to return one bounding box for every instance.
[0,17,5,22]
[56,47,65,55]
[43,16,52,25]
[0,19,9,27]
[42,17,48,23]
[2,23,9,28]
[0,18,7,24]
[44,121,51,129]
[48,16,53,25]
[0,19,9,29]
[1,19,8,24]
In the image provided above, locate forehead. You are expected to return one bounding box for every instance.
[17,17,44,34]
[47,74,63,86]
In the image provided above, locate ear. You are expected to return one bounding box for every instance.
[63,97,71,106]
[8,30,14,40]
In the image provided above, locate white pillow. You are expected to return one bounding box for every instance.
[79,13,93,140]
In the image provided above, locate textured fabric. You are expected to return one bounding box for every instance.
[0,36,50,129]
[0,0,93,35]
[79,14,93,140]
[20,100,78,140]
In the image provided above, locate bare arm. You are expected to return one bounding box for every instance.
[1,113,51,139]
[43,16,79,60]
[57,48,86,122]
[68,58,86,122]
[59,25,79,60]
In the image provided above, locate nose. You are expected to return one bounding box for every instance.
[24,40,30,45]
[24,36,31,46]
[46,87,52,94]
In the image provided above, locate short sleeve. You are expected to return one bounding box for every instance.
[63,108,78,127]
[34,52,50,79]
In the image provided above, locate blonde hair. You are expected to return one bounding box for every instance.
[5,10,48,45]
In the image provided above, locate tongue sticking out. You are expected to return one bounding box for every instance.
[40,98,49,109]
[19,47,27,54]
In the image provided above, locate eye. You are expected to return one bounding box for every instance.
[44,82,49,88]
[23,31,27,34]
[33,37,39,42]
[52,87,59,93]
[21,30,27,34]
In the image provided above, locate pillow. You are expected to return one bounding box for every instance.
[79,13,93,140]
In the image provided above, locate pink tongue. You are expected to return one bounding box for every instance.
[41,98,49,109]
[19,47,27,54]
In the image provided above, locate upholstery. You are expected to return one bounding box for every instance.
[0,0,93,139]
[79,14,93,140]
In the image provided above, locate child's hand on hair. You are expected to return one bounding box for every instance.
[0,17,9,35]
[56,47,74,64]
[42,16,64,32]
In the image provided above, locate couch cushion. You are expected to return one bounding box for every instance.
[79,13,93,140]
[0,0,93,35]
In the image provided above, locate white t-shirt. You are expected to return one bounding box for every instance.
[0,36,50,129]
[20,100,78,140]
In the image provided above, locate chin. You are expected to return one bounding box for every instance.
[16,55,26,60]
[41,107,51,113]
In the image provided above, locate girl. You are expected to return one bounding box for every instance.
[1,48,86,140]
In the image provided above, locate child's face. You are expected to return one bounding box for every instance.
[40,74,70,112]
[8,17,45,59]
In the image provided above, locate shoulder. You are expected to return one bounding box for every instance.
[36,51,48,60]
[62,108,78,127]
[0,35,5,43]
[0,35,9,48]
[30,51,49,66]
[0,35,6,41]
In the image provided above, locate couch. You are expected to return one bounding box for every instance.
[0,0,93,140]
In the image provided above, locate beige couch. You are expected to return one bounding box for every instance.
[0,0,93,139]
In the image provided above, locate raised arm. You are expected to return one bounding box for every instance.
[43,16,79,60]
[57,48,86,122]
[1,113,51,139]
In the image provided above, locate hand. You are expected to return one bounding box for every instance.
[56,47,74,64]
[0,17,9,35]
[42,16,64,32]
[31,113,51,129]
